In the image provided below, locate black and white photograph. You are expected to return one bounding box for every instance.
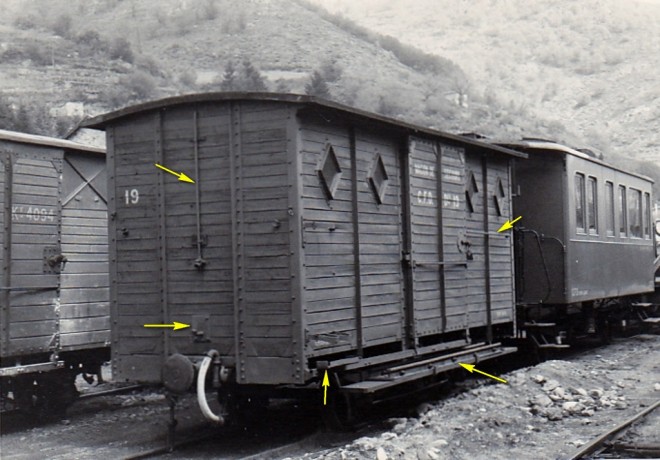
[1,1,659,459]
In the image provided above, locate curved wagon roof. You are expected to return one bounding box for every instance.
[82,92,527,159]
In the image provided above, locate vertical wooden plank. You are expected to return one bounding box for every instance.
[435,141,446,333]
[349,127,363,356]
[107,127,120,372]
[481,154,493,343]
[400,138,414,350]
[229,102,246,383]
[509,160,517,333]
[155,111,169,356]
[1,151,11,355]
[287,106,306,382]
[193,110,204,264]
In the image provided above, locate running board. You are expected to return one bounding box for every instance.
[340,343,516,394]
[0,360,64,377]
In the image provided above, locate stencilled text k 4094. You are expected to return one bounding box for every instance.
[11,206,56,222]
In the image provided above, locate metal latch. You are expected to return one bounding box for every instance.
[43,247,66,274]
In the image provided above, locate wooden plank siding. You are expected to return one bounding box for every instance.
[485,157,515,324]
[299,121,406,356]
[464,154,515,329]
[408,137,444,337]
[110,114,164,380]
[300,122,358,354]
[110,102,297,384]
[60,152,110,350]
[3,152,62,356]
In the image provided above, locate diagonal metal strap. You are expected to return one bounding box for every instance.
[61,159,106,207]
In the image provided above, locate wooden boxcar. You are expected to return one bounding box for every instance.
[84,93,522,423]
[0,129,109,414]
[505,139,656,347]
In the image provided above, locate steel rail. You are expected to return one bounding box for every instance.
[565,399,660,460]
[78,384,145,400]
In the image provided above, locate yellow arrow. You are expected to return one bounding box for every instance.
[459,363,508,384]
[143,322,190,331]
[154,163,195,183]
[497,216,522,233]
[322,370,330,405]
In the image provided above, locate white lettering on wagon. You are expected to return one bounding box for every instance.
[11,206,55,222]
[442,193,461,209]
[442,167,462,183]
[416,189,434,205]
[413,163,435,178]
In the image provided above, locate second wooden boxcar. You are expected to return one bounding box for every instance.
[84,93,523,424]
[0,129,109,416]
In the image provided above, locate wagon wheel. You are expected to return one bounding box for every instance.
[321,390,358,431]
[596,317,612,345]
[219,387,268,428]
[32,370,79,420]
[1,378,20,413]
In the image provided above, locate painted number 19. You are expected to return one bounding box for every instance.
[124,189,139,205]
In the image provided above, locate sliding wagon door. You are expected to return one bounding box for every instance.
[407,138,468,341]
[1,148,62,357]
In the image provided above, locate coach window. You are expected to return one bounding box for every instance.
[575,173,586,233]
[628,189,642,238]
[618,185,627,237]
[605,181,614,236]
[643,193,651,239]
[587,177,597,234]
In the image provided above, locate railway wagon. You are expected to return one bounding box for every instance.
[0,129,109,415]
[505,139,657,348]
[83,93,522,424]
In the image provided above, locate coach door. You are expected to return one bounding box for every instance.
[406,138,468,344]
[1,148,63,357]
[59,152,109,350]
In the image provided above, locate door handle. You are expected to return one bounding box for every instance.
[47,254,68,272]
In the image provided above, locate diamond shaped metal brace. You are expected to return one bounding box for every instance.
[494,176,506,216]
[318,144,342,200]
[466,170,479,213]
[368,154,389,204]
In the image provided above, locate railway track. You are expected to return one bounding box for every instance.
[0,383,148,434]
[566,399,660,459]
[78,384,145,400]
[2,334,658,459]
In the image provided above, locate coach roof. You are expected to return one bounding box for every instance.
[498,138,653,183]
[81,92,526,159]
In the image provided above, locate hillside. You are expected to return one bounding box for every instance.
[310,0,660,169]
[0,0,658,191]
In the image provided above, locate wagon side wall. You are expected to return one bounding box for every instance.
[59,151,110,351]
[464,151,515,329]
[565,154,655,302]
[0,142,63,358]
[109,102,299,384]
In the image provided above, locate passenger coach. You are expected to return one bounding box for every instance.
[505,139,656,349]
[83,93,523,425]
